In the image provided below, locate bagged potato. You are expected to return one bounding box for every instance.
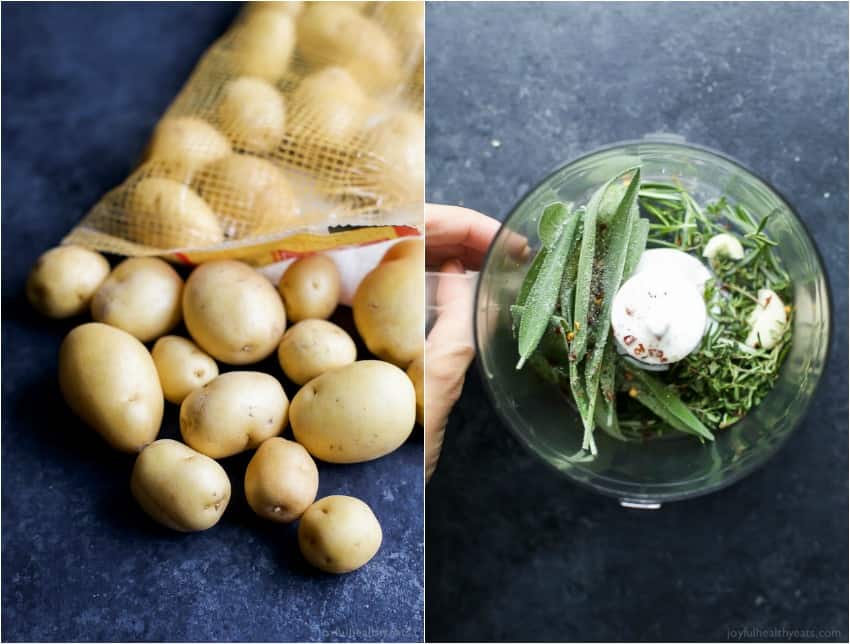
[62,1,423,266]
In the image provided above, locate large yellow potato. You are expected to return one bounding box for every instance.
[182,260,286,364]
[90,257,183,343]
[145,117,230,176]
[180,371,288,458]
[58,323,163,452]
[127,177,223,249]
[353,257,424,368]
[194,154,298,239]
[151,335,219,404]
[290,360,415,463]
[217,77,286,154]
[297,4,402,93]
[406,353,424,426]
[244,437,318,523]
[277,319,356,385]
[231,10,296,82]
[366,111,424,203]
[131,439,231,532]
[298,495,382,573]
[380,238,424,265]
[289,67,368,145]
[26,246,110,318]
[277,254,340,322]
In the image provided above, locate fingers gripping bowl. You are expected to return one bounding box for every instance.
[475,139,830,506]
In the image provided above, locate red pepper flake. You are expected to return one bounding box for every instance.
[648,348,665,359]
[634,343,646,356]
[660,357,669,363]
[625,307,635,316]
[623,335,636,346]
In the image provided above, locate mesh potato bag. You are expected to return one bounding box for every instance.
[63,1,424,266]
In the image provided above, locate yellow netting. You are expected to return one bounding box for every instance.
[63,1,424,265]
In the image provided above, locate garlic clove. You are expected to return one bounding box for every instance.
[703,233,745,261]
[745,288,787,349]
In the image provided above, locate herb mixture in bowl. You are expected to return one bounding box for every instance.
[511,167,793,460]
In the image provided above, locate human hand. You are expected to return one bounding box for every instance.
[424,204,528,481]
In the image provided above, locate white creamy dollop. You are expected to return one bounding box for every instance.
[611,249,710,366]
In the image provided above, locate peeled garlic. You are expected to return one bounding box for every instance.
[703,233,744,261]
[745,288,787,349]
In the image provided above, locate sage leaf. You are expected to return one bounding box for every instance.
[538,202,570,249]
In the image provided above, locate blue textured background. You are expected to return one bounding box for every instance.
[425,2,848,642]
[1,4,423,642]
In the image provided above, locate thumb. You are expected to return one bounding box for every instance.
[425,259,476,482]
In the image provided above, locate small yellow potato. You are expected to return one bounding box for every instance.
[298,495,382,573]
[380,1,424,50]
[277,319,356,385]
[231,10,296,82]
[297,4,402,93]
[182,260,286,364]
[26,245,110,318]
[381,238,424,265]
[90,257,183,343]
[290,67,368,145]
[58,323,163,452]
[145,117,231,176]
[244,437,318,522]
[217,77,286,154]
[406,353,423,426]
[127,177,223,249]
[290,360,415,463]
[180,371,288,458]
[244,1,304,17]
[151,335,219,405]
[367,111,424,202]
[277,254,340,322]
[131,439,231,532]
[195,154,298,238]
[353,257,424,368]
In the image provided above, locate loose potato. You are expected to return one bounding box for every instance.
[145,117,231,175]
[406,353,424,426]
[297,4,401,93]
[58,323,163,452]
[290,67,367,145]
[290,360,415,463]
[217,77,286,154]
[127,177,223,249]
[151,336,219,404]
[26,246,110,318]
[244,437,318,522]
[90,257,183,342]
[380,1,424,47]
[353,257,424,368]
[180,371,288,458]
[277,254,340,322]
[277,319,356,385]
[131,439,231,532]
[381,238,424,265]
[195,154,298,238]
[244,1,304,17]
[298,495,382,573]
[367,111,424,203]
[231,10,296,82]
[182,260,286,364]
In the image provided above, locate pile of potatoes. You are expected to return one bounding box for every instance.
[26,237,424,574]
[124,1,424,250]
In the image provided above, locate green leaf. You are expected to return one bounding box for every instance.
[516,210,581,369]
[538,202,570,249]
[516,247,548,308]
[628,368,715,441]
[622,215,649,280]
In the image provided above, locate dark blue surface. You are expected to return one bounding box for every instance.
[426,2,848,642]
[1,4,423,642]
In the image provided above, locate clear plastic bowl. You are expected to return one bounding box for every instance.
[474,136,831,507]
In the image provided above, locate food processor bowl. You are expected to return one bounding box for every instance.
[474,136,831,507]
